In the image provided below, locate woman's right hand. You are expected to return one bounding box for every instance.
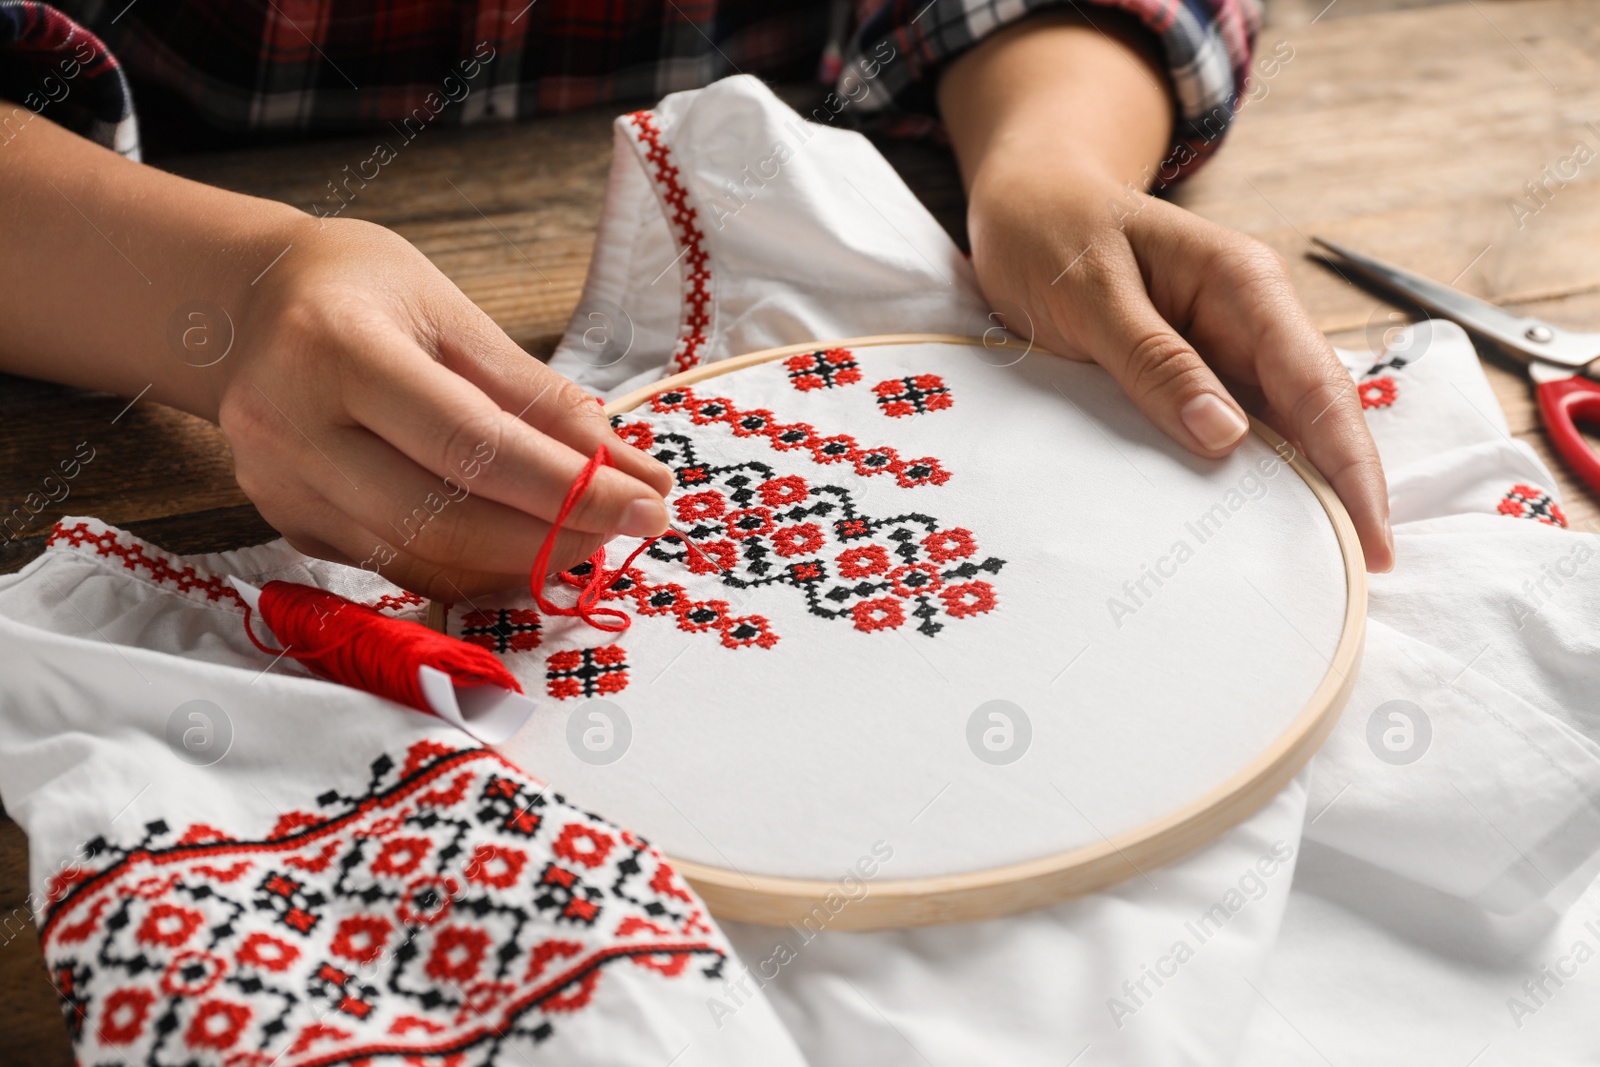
[217,216,674,600]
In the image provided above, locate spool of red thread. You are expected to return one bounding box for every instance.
[230,577,535,743]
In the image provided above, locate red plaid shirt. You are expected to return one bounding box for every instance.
[1,0,1257,174]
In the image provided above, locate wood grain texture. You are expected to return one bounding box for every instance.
[0,814,72,1067]
[1175,0,1600,529]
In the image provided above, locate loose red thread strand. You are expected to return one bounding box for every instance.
[241,583,524,713]
[528,444,709,634]
[242,447,682,703]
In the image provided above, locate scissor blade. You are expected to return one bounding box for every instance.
[1312,237,1596,369]
[1318,235,1600,374]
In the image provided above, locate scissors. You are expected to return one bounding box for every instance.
[1312,236,1600,493]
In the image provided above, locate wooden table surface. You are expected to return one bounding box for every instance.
[4,1,1598,1060]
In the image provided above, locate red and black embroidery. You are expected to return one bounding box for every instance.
[588,429,1003,637]
[874,374,952,418]
[626,110,711,377]
[560,556,782,651]
[1498,483,1568,527]
[785,348,861,392]
[460,609,543,654]
[1358,376,1398,410]
[1356,350,1413,411]
[644,385,951,489]
[41,740,720,1066]
[545,645,630,700]
[46,520,424,617]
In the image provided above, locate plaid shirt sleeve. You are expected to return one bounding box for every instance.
[0,0,1254,180]
[0,1,137,158]
[834,0,1261,182]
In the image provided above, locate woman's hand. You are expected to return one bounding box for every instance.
[0,117,671,600]
[941,13,1394,571]
[219,217,673,599]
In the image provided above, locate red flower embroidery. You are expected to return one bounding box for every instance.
[370,836,431,878]
[160,950,227,996]
[1498,484,1567,527]
[553,824,617,869]
[424,925,492,984]
[675,490,726,523]
[465,844,529,890]
[614,421,656,451]
[759,474,810,506]
[99,987,156,1045]
[941,581,998,618]
[888,563,943,598]
[1359,376,1398,409]
[184,999,251,1051]
[546,645,630,700]
[328,915,393,965]
[922,528,976,562]
[236,932,300,973]
[874,374,953,417]
[136,904,203,948]
[685,538,738,574]
[771,523,826,557]
[784,348,860,391]
[837,544,891,578]
[852,597,906,632]
[725,506,775,541]
[38,742,723,1062]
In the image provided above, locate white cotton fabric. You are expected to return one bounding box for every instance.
[551,77,1600,1065]
[0,532,806,1067]
[0,73,1596,1067]
[509,336,1351,881]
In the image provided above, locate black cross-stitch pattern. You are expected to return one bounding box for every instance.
[608,424,1004,637]
[39,741,722,1066]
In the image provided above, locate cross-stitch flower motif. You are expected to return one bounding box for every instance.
[641,385,950,488]
[546,645,630,699]
[874,374,953,417]
[1358,376,1398,410]
[785,348,861,391]
[459,608,543,653]
[38,740,722,1064]
[1498,484,1567,527]
[597,414,1005,638]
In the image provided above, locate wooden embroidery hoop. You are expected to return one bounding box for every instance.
[434,333,1367,930]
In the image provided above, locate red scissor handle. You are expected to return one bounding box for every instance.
[1536,375,1600,495]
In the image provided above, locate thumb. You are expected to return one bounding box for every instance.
[1057,264,1250,456]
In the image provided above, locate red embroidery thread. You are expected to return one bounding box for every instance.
[626,110,711,376]
[545,645,630,700]
[42,741,722,1065]
[459,609,543,654]
[785,348,861,391]
[46,520,425,615]
[1358,376,1398,410]
[1498,483,1567,527]
[586,423,1003,638]
[645,385,951,488]
[874,374,952,417]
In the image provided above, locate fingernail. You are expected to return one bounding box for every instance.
[617,498,668,538]
[1181,394,1249,451]
[1380,518,1396,572]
